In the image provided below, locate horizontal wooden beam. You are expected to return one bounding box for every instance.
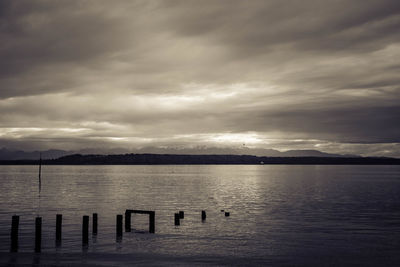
[126,209,154,215]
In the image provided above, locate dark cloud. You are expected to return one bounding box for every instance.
[163,0,400,53]
[0,0,399,156]
[255,105,400,143]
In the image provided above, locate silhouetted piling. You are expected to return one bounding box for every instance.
[225,212,230,217]
[35,217,42,253]
[174,213,180,226]
[82,215,89,246]
[179,211,184,219]
[10,215,19,252]
[202,210,206,220]
[56,214,62,245]
[92,213,98,235]
[116,214,123,238]
[125,210,131,232]
[149,211,155,233]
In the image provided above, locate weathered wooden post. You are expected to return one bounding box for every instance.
[225,212,230,217]
[56,214,62,245]
[92,213,98,235]
[116,214,123,239]
[35,217,42,253]
[10,215,19,252]
[174,213,180,226]
[149,211,155,233]
[125,210,131,232]
[202,210,206,220]
[82,215,89,246]
[179,211,184,219]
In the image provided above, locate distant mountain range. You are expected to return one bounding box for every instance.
[132,147,361,158]
[2,153,398,165]
[0,148,71,160]
[0,147,360,160]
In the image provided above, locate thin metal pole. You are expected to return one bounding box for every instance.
[38,153,42,195]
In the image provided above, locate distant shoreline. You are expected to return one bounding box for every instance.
[0,154,399,165]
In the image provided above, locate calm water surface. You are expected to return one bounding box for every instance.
[0,165,399,266]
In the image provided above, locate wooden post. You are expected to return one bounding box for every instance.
[116,214,123,238]
[174,213,180,226]
[202,210,206,220]
[56,214,62,245]
[179,211,184,219]
[35,217,42,253]
[10,215,19,252]
[225,212,230,217]
[149,211,155,233]
[125,210,131,232]
[82,215,89,246]
[92,213,98,235]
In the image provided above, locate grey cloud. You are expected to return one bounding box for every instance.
[235,103,399,143]
[0,0,399,156]
[0,0,152,98]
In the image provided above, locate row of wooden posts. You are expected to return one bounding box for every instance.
[10,209,230,252]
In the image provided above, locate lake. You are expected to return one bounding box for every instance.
[0,165,399,266]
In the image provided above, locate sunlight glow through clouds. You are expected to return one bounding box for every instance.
[170,133,266,146]
[0,1,399,157]
[209,133,263,145]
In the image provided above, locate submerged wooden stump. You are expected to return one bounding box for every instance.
[125,210,131,232]
[10,215,19,252]
[202,210,206,221]
[125,209,156,233]
[92,213,98,235]
[116,214,123,239]
[56,214,62,245]
[174,213,180,226]
[149,211,155,233]
[82,215,89,246]
[35,217,42,253]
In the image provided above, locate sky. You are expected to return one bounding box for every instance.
[0,0,399,157]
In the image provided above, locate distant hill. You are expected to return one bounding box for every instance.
[131,147,359,158]
[0,146,359,160]
[1,153,398,165]
[0,147,360,160]
[0,148,70,160]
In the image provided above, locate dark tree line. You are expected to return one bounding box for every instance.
[1,153,399,165]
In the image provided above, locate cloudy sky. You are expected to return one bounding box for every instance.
[0,0,399,157]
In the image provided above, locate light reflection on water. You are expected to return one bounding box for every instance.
[0,165,399,265]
